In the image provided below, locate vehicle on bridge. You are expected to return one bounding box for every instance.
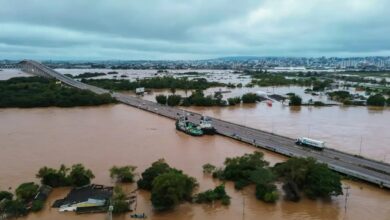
[199,116,216,135]
[296,137,325,150]
[135,87,145,95]
[175,117,203,136]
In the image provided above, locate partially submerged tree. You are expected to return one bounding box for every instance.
[209,152,280,203]
[15,182,39,202]
[137,159,172,190]
[273,157,342,199]
[367,94,386,106]
[218,151,269,189]
[0,191,13,201]
[151,171,197,211]
[31,200,44,212]
[110,165,137,183]
[155,94,167,105]
[111,186,129,213]
[255,183,279,203]
[194,184,230,205]
[289,95,302,106]
[36,165,69,187]
[241,93,259,103]
[68,164,95,187]
[202,163,216,174]
[2,200,28,217]
[167,94,182,106]
[36,164,94,187]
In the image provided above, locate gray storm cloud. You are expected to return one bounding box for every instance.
[0,0,389,60]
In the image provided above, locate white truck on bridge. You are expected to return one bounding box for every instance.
[135,87,145,95]
[296,137,325,150]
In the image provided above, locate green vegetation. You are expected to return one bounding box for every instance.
[0,182,44,217]
[312,79,333,91]
[68,164,95,187]
[138,159,197,211]
[209,153,342,203]
[74,72,106,78]
[111,186,129,213]
[157,91,256,107]
[327,90,368,106]
[211,152,278,203]
[137,159,173,190]
[31,200,44,212]
[0,77,115,108]
[313,101,325,106]
[155,94,167,105]
[249,72,309,87]
[327,91,352,102]
[366,94,386,106]
[2,199,28,217]
[246,71,333,89]
[273,157,342,199]
[36,164,94,187]
[151,171,197,211]
[83,77,224,91]
[255,183,279,203]
[182,90,226,107]
[202,163,216,174]
[289,94,302,106]
[214,152,269,189]
[194,184,230,205]
[227,96,241,106]
[110,165,137,183]
[0,191,13,201]
[15,182,39,202]
[167,94,182,106]
[36,165,69,187]
[241,93,260,103]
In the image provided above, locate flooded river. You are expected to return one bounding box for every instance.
[140,88,390,162]
[0,105,389,220]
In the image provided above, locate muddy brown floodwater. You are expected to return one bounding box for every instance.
[0,105,389,220]
[140,88,390,162]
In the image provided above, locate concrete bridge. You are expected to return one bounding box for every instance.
[19,60,390,189]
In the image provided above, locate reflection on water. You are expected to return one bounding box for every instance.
[0,105,389,220]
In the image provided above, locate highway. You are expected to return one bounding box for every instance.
[20,60,390,189]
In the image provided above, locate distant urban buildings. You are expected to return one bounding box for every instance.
[1,56,390,71]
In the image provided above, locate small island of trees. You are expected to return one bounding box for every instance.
[205,152,343,203]
[0,77,115,108]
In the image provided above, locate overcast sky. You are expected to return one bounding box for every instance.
[0,0,389,60]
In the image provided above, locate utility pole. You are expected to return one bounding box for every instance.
[343,185,351,219]
[242,194,245,220]
[107,205,113,220]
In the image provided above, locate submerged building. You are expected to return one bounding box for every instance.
[52,184,113,213]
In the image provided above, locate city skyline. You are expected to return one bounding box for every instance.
[1,0,390,60]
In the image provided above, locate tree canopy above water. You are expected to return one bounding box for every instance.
[0,77,115,108]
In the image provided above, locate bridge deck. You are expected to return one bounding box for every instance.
[20,60,390,189]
